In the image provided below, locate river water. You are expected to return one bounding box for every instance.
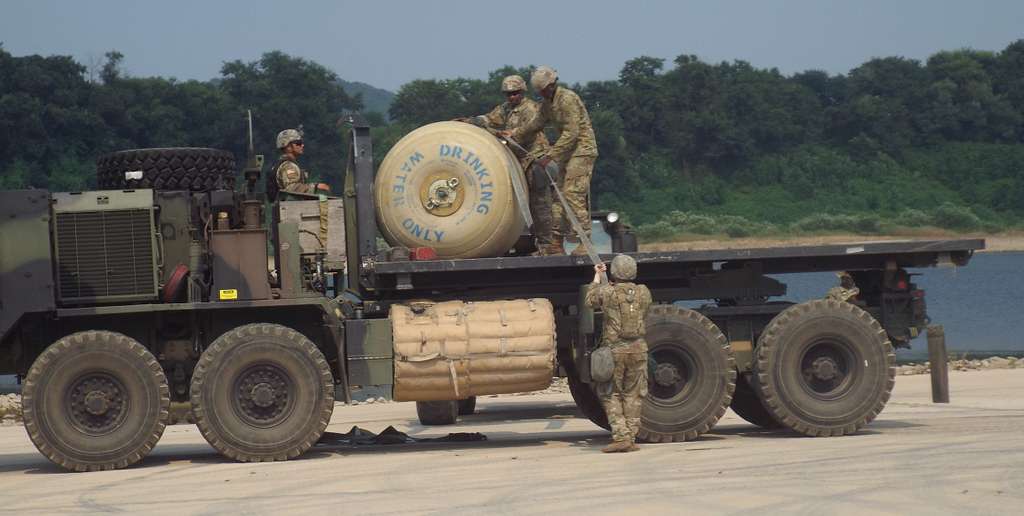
[773,251,1023,359]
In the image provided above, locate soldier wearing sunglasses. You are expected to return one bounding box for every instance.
[269,128,330,202]
[459,75,555,254]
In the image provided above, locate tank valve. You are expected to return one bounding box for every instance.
[424,177,461,211]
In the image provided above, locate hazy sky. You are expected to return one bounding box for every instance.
[2,0,1022,91]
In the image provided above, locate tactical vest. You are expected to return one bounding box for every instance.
[265,157,286,202]
[609,282,646,340]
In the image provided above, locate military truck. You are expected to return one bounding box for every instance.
[0,117,983,471]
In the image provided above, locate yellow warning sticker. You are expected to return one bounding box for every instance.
[219,289,238,300]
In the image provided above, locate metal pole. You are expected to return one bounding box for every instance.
[927,325,950,403]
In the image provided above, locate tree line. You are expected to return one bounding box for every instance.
[0,48,360,193]
[3,42,1023,235]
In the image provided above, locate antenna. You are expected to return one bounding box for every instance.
[247,110,254,154]
[243,109,263,195]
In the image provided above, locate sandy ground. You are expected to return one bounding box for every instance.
[0,370,1021,514]
[640,233,1022,253]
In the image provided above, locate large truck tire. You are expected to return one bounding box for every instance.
[640,306,736,443]
[190,323,334,462]
[374,121,527,258]
[729,374,782,429]
[561,346,610,429]
[416,400,458,425]
[567,372,610,430]
[753,299,896,437]
[96,147,236,192]
[22,331,170,472]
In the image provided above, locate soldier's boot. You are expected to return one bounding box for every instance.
[534,242,565,256]
[570,244,590,256]
[601,440,631,453]
[625,441,640,452]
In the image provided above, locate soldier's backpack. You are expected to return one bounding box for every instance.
[611,282,645,340]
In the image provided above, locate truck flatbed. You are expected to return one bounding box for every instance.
[365,238,984,303]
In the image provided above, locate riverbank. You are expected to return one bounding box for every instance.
[639,232,1022,252]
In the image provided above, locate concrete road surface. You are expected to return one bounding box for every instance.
[0,369,1022,515]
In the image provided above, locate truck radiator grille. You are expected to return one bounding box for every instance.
[55,209,157,303]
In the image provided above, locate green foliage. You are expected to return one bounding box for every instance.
[790,213,883,234]
[3,41,1024,239]
[895,209,933,227]
[931,202,983,230]
[218,51,361,191]
[0,49,361,192]
[634,211,777,241]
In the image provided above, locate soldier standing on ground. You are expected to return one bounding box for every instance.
[505,65,598,256]
[269,128,332,244]
[460,76,555,254]
[584,255,652,453]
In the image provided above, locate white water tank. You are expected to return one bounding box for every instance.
[374,121,528,258]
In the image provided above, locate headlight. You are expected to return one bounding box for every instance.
[606,212,620,224]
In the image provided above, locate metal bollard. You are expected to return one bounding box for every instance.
[927,325,950,403]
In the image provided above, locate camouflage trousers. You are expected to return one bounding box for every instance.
[598,344,648,443]
[550,155,594,243]
[526,160,555,247]
[318,197,329,245]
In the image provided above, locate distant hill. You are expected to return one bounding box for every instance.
[338,80,394,118]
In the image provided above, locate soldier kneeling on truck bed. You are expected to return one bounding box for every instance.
[585,254,653,453]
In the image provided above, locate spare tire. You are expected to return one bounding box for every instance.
[96,147,236,192]
[374,121,527,258]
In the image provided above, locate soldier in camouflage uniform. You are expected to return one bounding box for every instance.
[508,65,598,256]
[462,76,555,253]
[825,271,860,302]
[271,128,331,243]
[584,255,652,453]
[271,129,330,199]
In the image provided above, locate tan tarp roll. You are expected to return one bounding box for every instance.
[392,298,556,402]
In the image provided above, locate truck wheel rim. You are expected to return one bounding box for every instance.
[232,364,294,427]
[649,345,695,401]
[797,339,859,400]
[66,372,130,436]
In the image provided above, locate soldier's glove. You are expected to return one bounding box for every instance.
[535,156,557,176]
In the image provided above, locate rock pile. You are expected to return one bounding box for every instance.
[0,394,22,425]
[536,377,570,395]
[502,377,570,397]
[897,356,1021,375]
[344,396,391,406]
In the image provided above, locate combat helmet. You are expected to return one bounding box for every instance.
[502,75,526,93]
[276,128,303,150]
[530,66,558,91]
[610,254,637,281]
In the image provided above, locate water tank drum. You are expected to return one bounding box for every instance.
[374,121,527,258]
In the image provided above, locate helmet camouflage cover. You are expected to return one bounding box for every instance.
[501,75,526,92]
[530,65,558,91]
[610,254,637,281]
[276,128,302,150]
